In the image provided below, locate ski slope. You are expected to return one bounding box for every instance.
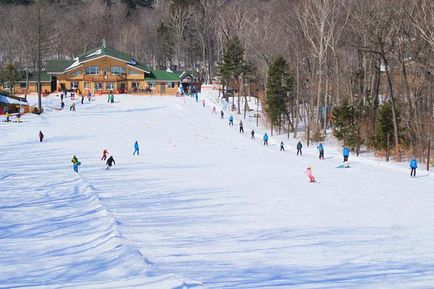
[1,94,434,288]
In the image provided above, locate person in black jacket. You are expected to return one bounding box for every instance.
[297,141,303,156]
[39,131,44,142]
[106,155,115,170]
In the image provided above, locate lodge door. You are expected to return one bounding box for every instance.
[160,83,166,94]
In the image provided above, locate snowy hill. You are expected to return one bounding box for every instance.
[1,94,434,288]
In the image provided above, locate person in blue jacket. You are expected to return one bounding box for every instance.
[317,143,324,159]
[229,115,234,126]
[263,133,269,145]
[71,155,81,172]
[343,146,350,162]
[133,141,140,155]
[410,157,417,177]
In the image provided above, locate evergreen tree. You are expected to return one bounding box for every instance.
[156,22,174,69]
[0,63,20,96]
[374,101,407,150]
[265,56,293,129]
[331,98,361,148]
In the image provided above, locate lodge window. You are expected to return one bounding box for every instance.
[128,70,139,75]
[111,67,125,75]
[168,82,176,88]
[84,82,91,89]
[85,66,99,75]
[148,82,156,89]
[20,82,27,88]
[3,82,10,89]
[106,82,115,90]
[70,70,81,77]
[95,82,103,90]
[71,82,79,89]
[132,82,140,88]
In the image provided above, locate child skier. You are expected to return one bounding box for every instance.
[251,129,255,139]
[71,155,81,173]
[229,115,234,126]
[106,155,116,170]
[133,141,140,155]
[70,102,76,112]
[212,106,217,114]
[410,157,417,177]
[317,143,325,159]
[263,133,269,145]
[39,131,44,142]
[306,166,316,182]
[343,146,350,162]
[280,142,285,151]
[297,141,303,156]
[101,149,108,161]
[239,121,244,133]
[220,110,224,119]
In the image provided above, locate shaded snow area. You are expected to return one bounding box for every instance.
[1,94,434,288]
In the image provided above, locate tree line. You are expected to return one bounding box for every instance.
[0,0,433,163]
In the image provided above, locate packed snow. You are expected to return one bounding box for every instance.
[1,93,434,288]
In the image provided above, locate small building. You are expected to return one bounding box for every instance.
[0,71,51,96]
[0,94,30,115]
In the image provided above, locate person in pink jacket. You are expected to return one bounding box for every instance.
[306,166,316,182]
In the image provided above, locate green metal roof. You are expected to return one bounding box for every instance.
[46,60,75,73]
[145,70,181,81]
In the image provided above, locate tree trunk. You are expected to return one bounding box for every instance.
[384,58,400,152]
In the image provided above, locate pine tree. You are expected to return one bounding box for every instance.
[265,56,293,130]
[331,98,361,148]
[156,22,174,69]
[0,63,20,96]
[374,101,407,150]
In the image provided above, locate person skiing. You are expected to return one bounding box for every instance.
[239,121,244,133]
[133,141,140,155]
[60,93,64,101]
[317,143,325,159]
[251,129,255,139]
[61,100,65,110]
[410,157,418,177]
[202,99,206,107]
[306,166,316,182]
[280,141,285,151]
[101,149,108,161]
[106,155,115,170]
[5,112,10,122]
[229,115,234,126]
[71,155,81,172]
[263,133,269,145]
[297,141,303,156]
[81,94,84,104]
[39,131,44,142]
[70,101,76,112]
[220,110,224,119]
[212,106,217,114]
[343,146,350,162]
[87,91,91,102]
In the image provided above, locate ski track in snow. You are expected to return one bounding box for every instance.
[1,94,434,288]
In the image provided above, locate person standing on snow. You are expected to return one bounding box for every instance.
[239,121,244,133]
[61,100,65,110]
[101,149,108,161]
[212,106,217,114]
[133,141,140,155]
[343,146,350,162]
[229,115,234,126]
[410,157,418,177]
[39,131,44,142]
[306,166,316,182]
[202,99,206,107]
[297,141,303,156]
[263,133,269,145]
[106,155,116,170]
[317,143,325,159]
[81,94,84,104]
[280,142,285,151]
[220,110,224,119]
[71,155,81,172]
[70,101,76,111]
[251,129,255,139]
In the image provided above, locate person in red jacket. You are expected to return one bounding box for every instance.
[101,149,108,161]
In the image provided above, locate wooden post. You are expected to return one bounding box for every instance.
[386,133,390,162]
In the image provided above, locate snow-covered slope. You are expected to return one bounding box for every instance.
[1,94,434,288]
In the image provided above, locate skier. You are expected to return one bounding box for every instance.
[87,91,91,102]
[106,155,116,170]
[202,99,206,107]
[410,157,417,177]
[133,141,140,155]
[60,93,64,101]
[39,131,44,142]
[239,121,244,133]
[101,149,108,161]
[306,166,316,182]
[229,115,234,126]
[343,146,350,162]
[81,94,84,104]
[191,87,198,102]
[71,155,81,173]
[16,113,21,123]
[70,101,76,112]
[212,106,217,114]
[297,141,303,156]
[263,133,269,145]
[251,129,255,139]
[317,143,324,159]
[280,142,285,151]
[61,101,65,110]
[5,112,10,122]
[220,110,224,119]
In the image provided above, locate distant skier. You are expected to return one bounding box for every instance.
[220,110,224,119]
[39,131,44,142]
[212,106,217,114]
[70,101,76,112]
[263,133,269,145]
[280,142,285,151]
[297,141,303,156]
[317,143,324,159]
[71,155,81,173]
[133,141,140,155]
[306,166,316,182]
[61,101,65,110]
[343,146,350,162]
[106,155,116,170]
[229,115,234,126]
[87,91,91,102]
[81,94,84,104]
[191,87,198,102]
[202,99,206,107]
[239,121,244,133]
[101,149,108,161]
[60,93,64,101]
[251,129,255,139]
[5,112,10,122]
[410,157,417,177]
[16,113,21,123]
